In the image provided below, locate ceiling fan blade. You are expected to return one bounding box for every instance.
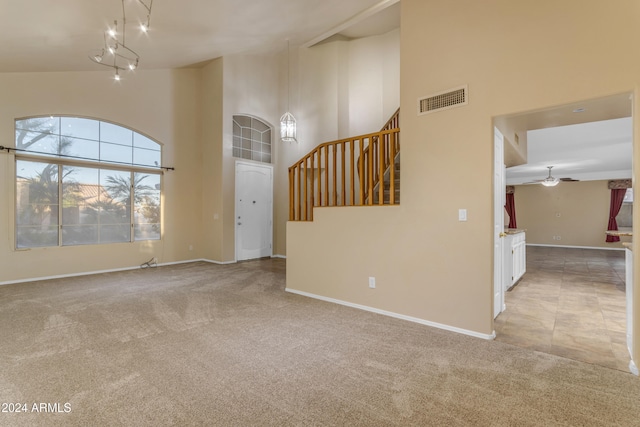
[559,177,579,182]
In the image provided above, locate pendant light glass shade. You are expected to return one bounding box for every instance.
[281,39,297,143]
[280,111,297,143]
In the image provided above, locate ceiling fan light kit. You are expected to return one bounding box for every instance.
[524,166,578,187]
[540,166,560,187]
[541,177,560,187]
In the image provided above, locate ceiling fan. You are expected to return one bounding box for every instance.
[524,166,579,187]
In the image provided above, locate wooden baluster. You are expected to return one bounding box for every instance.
[350,139,355,206]
[332,143,337,206]
[375,137,379,183]
[296,163,301,221]
[324,145,329,207]
[378,132,384,205]
[289,167,294,220]
[317,148,322,207]
[303,158,308,220]
[341,141,346,206]
[367,136,373,205]
[382,132,387,173]
[359,139,365,205]
[310,152,315,221]
[389,131,396,205]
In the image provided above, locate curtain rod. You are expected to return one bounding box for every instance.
[0,145,175,171]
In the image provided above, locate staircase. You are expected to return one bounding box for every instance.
[289,109,400,221]
[372,154,400,205]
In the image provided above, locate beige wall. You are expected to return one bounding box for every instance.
[348,29,401,137]
[201,59,225,261]
[287,0,639,346]
[514,181,629,249]
[0,69,203,283]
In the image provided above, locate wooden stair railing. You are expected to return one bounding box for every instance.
[288,117,400,222]
[361,108,399,204]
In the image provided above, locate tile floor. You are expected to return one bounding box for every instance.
[494,245,630,372]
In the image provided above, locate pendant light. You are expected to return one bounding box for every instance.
[280,40,297,143]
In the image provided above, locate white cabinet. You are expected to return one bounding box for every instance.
[504,231,526,291]
[626,248,637,375]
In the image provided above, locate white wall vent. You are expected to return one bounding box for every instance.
[418,85,468,115]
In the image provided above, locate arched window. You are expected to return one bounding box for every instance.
[14,116,162,248]
[232,115,272,163]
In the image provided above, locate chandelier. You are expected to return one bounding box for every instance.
[89,0,154,81]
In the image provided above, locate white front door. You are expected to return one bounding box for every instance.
[235,161,273,261]
[494,128,505,319]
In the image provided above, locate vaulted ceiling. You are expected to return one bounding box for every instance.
[1,1,631,183]
[0,0,399,72]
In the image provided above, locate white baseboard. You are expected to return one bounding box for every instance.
[526,244,625,251]
[1,264,144,286]
[271,254,287,259]
[200,258,237,265]
[0,258,217,286]
[285,288,495,340]
[630,360,639,376]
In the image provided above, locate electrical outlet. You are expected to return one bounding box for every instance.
[369,277,376,289]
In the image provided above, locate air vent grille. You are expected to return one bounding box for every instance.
[418,85,468,115]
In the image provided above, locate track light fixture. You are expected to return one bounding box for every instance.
[89,0,154,81]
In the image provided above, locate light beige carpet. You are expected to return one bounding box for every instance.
[1,259,639,426]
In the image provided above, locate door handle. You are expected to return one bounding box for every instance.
[499,232,507,238]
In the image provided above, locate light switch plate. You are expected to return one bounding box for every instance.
[458,209,467,221]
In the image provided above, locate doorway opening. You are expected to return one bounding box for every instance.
[493,92,634,372]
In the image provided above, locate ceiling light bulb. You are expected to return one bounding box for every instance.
[114,71,121,81]
[140,22,148,33]
[108,29,116,38]
[129,61,137,70]
[94,54,103,63]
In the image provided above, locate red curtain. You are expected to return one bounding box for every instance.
[504,193,517,229]
[605,188,626,242]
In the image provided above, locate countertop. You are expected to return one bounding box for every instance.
[505,229,526,235]
[605,230,633,237]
